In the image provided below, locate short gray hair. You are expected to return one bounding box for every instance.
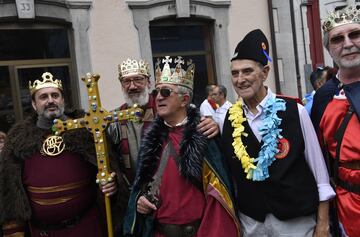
[323,31,330,50]
[218,85,227,98]
[177,85,193,104]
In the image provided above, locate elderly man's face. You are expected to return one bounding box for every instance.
[328,23,360,69]
[231,59,269,102]
[154,83,189,125]
[120,75,150,106]
[32,87,65,120]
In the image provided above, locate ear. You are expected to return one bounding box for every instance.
[181,94,190,107]
[31,100,37,111]
[262,65,270,82]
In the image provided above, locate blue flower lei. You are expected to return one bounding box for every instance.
[251,96,286,181]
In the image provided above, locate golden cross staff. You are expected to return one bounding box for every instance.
[52,73,143,237]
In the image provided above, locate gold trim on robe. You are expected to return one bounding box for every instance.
[27,180,90,193]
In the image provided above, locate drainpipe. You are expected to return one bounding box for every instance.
[267,0,281,94]
[290,0,303,98]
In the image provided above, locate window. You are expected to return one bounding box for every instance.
[0,27,76,132]
[150,20,216,106]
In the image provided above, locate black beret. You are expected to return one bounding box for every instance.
[231,29,271,66]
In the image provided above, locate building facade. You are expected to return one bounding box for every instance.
[0,0,347,132]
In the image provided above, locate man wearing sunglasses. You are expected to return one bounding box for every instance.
[123,56,241,237]
[107,59,219,188]
[311,4,360,237]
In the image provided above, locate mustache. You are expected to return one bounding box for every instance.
[342,48,360,55]
[128,89,141,94]
[45,103,59,109]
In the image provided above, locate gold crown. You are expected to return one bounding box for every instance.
[322,5,360,32]
[118,59,151,80]
[155,56,195,90]
[29,72,63,95]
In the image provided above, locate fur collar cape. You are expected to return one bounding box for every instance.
[133,106,207,190]
[2,109,96,164]
[0,109,129,234]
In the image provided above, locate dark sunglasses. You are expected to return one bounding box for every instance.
[153,88,181,97]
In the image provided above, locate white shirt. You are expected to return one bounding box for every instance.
[213,100,232,134]
[242,88,335,201]
[200,99,215,117]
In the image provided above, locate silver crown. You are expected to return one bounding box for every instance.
[322,5,360,32]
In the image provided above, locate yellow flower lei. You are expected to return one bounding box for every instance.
[228,99,257,179]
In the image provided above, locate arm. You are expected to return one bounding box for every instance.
[298,104,335,201]
[313,201,330,237]
[297,105,334,236]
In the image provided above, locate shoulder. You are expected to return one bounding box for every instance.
[276,94,303,105]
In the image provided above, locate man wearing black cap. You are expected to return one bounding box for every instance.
[221,29,335,236]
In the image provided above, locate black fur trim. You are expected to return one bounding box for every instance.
[133,106,207,190]
[2,109,96,164]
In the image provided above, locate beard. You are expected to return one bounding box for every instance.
[123,86,150,107]
[333,48,360,69]
[39,103,65,120]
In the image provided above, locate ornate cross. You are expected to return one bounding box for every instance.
[52,73,143,237]
[175,56,184,66]
[162,55,172,64]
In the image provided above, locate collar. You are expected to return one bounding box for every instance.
[164,116,188,128]
[242,87,275,115]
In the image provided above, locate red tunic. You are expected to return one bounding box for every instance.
[320,90,360,237]
[153,127,238,237]
[23,151,105,237]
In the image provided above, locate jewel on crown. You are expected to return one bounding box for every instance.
[29,72,63,95]
[155,56,195,90]
[322,5,360,32]
[118,59,151,79]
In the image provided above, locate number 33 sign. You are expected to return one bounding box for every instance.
[15,0,35,19]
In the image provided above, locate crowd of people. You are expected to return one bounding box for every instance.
[0,3,359,237]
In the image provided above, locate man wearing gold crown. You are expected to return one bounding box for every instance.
[221,29,335,237]
[0,72,129,236]
[311,4,360,237]
[107,58,220,188]
[123,56,241,237]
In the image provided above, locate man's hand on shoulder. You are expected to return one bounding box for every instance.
[197,117,219,138]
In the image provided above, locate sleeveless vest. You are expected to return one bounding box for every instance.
[222,96,318,222]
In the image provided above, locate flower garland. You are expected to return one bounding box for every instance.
[228,96,286,181]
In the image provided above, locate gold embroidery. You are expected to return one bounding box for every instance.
[31,194,80,205]
[3,221,24,230]
[4,232,25,237]
[27,180,90,194]
[41,135,65,156]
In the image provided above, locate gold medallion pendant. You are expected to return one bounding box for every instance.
[41,135,65,156]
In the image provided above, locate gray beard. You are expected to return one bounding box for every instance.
[36,106,66,129]
[124,87,150,107]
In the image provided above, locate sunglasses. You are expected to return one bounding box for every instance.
[329,30,360,48]
[153,88,182,97]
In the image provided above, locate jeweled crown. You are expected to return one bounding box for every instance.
[322,5,360,32]
[29,72,63,95]
[155,56,195,90]
[118,59,151,80]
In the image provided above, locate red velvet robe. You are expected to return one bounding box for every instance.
[319,90,360,237]
[153,127,238,237]
[23,151,105,237]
